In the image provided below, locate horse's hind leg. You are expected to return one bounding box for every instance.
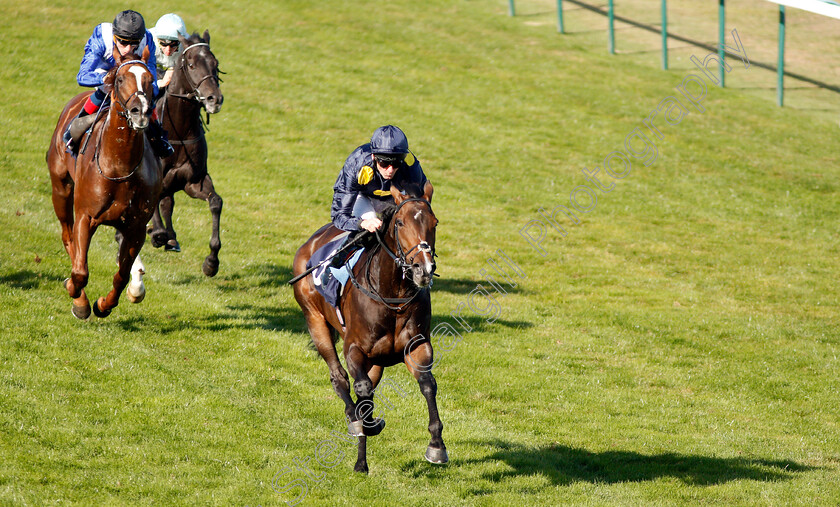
[148,194,173,249]
[50,168,90,319]
[94,227,143,318]
[66,213,97,320]
[305,312,357,425]
[404,339,448,465]
[158,194,180,252]
[184,175,222,277]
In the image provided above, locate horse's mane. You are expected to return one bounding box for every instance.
[379,183,426,224]
[185,32,206,44]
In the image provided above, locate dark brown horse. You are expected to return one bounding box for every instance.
[292,182,447,473]
[147,31,224,277]
[47,47,162,319]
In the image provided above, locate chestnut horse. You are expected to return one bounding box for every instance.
[147,31,224,277]
[46,48,162,319]
[292,182,448,473]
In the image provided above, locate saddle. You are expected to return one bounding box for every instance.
[307,234,364,309]
[64,101,111,157]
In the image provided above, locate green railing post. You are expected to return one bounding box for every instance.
[661,0,668,70]
[778,5,785,106]
[718,0,725,87]
[509,0,515,17]
[608,0,615,54]
[558,0,565,34]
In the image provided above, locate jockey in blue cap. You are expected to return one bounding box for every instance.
[63,9,174,158]
[322,125,429,281]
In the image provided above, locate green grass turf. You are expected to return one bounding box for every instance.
[1,0,839,504]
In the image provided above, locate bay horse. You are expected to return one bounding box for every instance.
[292,182,448,473]
[147,31,224,277]
[46,47,162,319]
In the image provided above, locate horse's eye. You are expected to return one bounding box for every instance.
[396,219,404,227]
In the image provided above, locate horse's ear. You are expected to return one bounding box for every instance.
[178,33,189,47]
[203,30,210,44]
[423,180,434,203]
[391,183,407,205]
[112,44,121,64]
[141,44,150,63]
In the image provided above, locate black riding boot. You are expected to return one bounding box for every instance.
[146,120,175,158]
[63,111,96,154]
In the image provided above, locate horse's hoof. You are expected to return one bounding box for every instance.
[92,298,112,318]
[202,256,219,277]
[348,420,365,437]
[126,284,145,304]
[71,303,91,320]
[353,461,369,474]
[150,231,168,249]
[164,239,180,252]
[425,446,449,464]
[363,418,385,437]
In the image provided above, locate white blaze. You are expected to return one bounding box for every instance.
[127,67,149,110]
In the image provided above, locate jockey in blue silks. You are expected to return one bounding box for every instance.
[64,9,174,158]
[321,125,429,286]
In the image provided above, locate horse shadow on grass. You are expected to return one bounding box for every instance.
[0,270,44,290]
[402,439,815,489]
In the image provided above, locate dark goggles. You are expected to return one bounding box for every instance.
[158,39,179,48]
[114,34,141,46]
[374,154,405,167]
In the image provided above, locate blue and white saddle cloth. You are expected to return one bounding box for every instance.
[307,232,364,308]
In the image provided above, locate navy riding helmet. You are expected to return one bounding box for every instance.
[370,125,409,155]
[113,10,146,43]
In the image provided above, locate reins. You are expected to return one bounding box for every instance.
[77,59,151,182]
[346,197,436,312]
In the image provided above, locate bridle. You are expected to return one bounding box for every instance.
[78,60,149,181]
[377,198,437,280]
[163,41,224,146]
[167,42,223,104]
[348,197,437,311]
[113,60,152,130]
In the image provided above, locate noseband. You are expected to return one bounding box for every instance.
[114,60,152,129]
[377,198,438,280]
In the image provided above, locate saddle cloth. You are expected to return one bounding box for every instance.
[307,233,364,308]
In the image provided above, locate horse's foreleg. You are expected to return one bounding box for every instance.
[50,179,75,259]
[95,228,144,318]
[345,345,386,439]
[352,364,384,474]
[185,176,222,277]
[306,314,356,421]
[66,214,95,319]
[404,339,448,465]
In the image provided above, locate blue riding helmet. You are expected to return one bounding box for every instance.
[370,125,409,155]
